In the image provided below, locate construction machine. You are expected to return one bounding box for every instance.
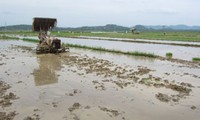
[32,17,69,54]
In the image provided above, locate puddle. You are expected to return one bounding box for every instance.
[0,40,200,120]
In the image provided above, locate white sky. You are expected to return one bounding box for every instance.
[0,0,199,27]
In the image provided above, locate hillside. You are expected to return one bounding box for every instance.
[0,24,200,32]
[64,24,130,32]
[0,24,31,31]
[145,25,200,30]
[0,24,130,32]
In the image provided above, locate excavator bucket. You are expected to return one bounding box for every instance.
[32,17,57,32]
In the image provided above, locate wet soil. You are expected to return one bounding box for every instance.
[0,81,18,120]
[0,40,200,120]
[0,111,17,120]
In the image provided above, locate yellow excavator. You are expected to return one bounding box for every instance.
[32,17,69,54]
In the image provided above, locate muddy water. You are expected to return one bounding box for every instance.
[60,37,200,61]
[78,36,200,46]
[17,35,200,61]
[0,40,200,120]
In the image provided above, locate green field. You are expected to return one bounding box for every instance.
[1,31,200,42]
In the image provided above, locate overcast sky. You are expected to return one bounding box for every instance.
[0,0,199,27]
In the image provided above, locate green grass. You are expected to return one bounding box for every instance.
[192,58,200,61]
[54,31,200,42]
[0,35,20,40]
[0,31,38,36]
[64,43,157,58]
[0,35,38,43]
[166,52,173,58]
[22,38,38,43]
[1,31,200,42]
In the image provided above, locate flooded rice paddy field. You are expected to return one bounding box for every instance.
[0,40,200,120]
[60,37,200,61]
[18,35,200,61]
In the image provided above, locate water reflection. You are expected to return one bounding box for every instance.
[33,54,63,86]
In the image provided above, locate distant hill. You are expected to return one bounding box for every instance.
[0,24,31,31]
[0,24,130,32]
[63,24,130,32]
[0,24,200,32]
[145,25,200,31]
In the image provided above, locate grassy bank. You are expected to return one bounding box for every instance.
[55,31,200,42]
[1,31,200,42]
[0,35,38,43]
[64,43,157,58]
[192,58,200,61]
[0,35,20,40]
[22,38,38,43]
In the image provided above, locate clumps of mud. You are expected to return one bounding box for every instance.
[10,45,33,52]
[0,81,11,97]
[99,106,120,117]
[92,80,106,90]
[68,102,125,119]
[0,92,18,107]
[0,81,19,120]
[68,103,89,111]
[66,89,82,96]
[23,114,40,120]
[156,93,180,103]
[166,83,192,94]
[0,81,19,108]
[158,57,200,68]
[139,77,192,94]
[67,103,93,120]
[98,106,125,119]
[138,76,192,103]
[62,55,151,89]
[68,103,81,112]
[191,106,197,110]
[0,111,17,120]
[0,63,6,66]
[61,54,195,104]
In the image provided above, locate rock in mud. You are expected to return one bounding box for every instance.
[0,111,17,120]
[180,82,193,87]
[191,106,196,110]
[68,103,81,112]
[155,93,171,102]
[166,84,191,94]
[23,116,40,120]
[99,106,120,117]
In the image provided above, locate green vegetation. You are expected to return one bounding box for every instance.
[22,38,38,43]
[0,35,38,43]
[64,43,157,58]
[1,30,200,42]
[0,35,20,40]
[0,31,38,36]
[166,52,173,58]
[192,58,200,61]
